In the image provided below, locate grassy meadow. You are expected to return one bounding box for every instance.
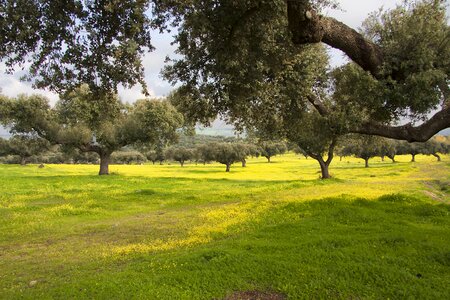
[0,153,449,299]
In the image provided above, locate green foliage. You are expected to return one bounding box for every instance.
[0,0,153,94]
[0,135,51,164]
[3,91,183,174]
[111,151,146,165]
[159,0,449,143]
[286,112,336,157]
[258,141,287,162]
[164,146,195,166]
[340,135,385,167]
[338,0,450,122]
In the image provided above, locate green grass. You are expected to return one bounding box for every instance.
[0,154,449,299]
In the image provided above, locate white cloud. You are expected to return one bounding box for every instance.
[0,73,59,105]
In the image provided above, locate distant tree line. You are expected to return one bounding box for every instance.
[1,126,449,174]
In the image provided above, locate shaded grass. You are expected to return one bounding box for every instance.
[0,154,449,299]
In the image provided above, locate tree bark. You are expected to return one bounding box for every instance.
[20,157,27,165]
[387,155,396,163]
[364,158,369,168]
[266,156,271,163]
[287,1,383,78]
[352,108,450,142]
[308,94,450,143]
[226,163,231,172]
[180,160,184,167]
[381,156,385,162]
[432,153,441,162]
[411,154,416,162]
[241,159,247,167]
[307,138,336,179]
[318,158,331,179]
[99,152,111,175]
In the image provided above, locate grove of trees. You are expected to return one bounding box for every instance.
[0,0,449,178]
[0,90,183,175]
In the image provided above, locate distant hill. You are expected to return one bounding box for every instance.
[195,118,237,137]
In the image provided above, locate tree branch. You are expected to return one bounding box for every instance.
[326,137,337,165]
[353,107,450,142]
[307,94,328,115]
[287,0,384,78]
[307,93,450,142]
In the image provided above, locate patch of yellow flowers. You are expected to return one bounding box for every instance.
[110,201,275,256]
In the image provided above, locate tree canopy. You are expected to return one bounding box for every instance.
[157,0,449,142]
[0,0,154,95]
[1,90,183,174]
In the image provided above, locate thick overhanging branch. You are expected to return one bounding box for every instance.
[78,143,102,154]
[353,107,450,142]
[307,93,450,142]
[287,0,384,78]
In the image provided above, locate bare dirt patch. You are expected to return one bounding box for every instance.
[224,290,286,300]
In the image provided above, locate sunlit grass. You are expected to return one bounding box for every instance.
[0,153,449,299]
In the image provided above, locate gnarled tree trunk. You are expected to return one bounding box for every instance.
[432,153,441,162]
[99,151,111,175]
[364,158,369,168]
[318,158,331,179]
[241,159,246,167]
[307,138,337,180]
[20,157,27,166]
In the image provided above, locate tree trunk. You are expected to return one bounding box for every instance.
[266,156,271,163]
[340,156,343,161]
[241,159,246,167]
[388,155,396,163]
[226,163,231,172]
[152,161,155,165]
[411,154,416,162]
[318,159,331,179]
[433,153,441,162]
[180,161,184,167]
[365,158,369,168]
[381,156,385,162]
[20,157,27,165]
[99,152,111,175]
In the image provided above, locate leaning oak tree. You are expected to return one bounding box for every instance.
[164,146,194,167]
[155,0,449,143]
[209,142,245,172]
[258,142,284,163]
[286,112,338,178]
[341,135,383,168]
